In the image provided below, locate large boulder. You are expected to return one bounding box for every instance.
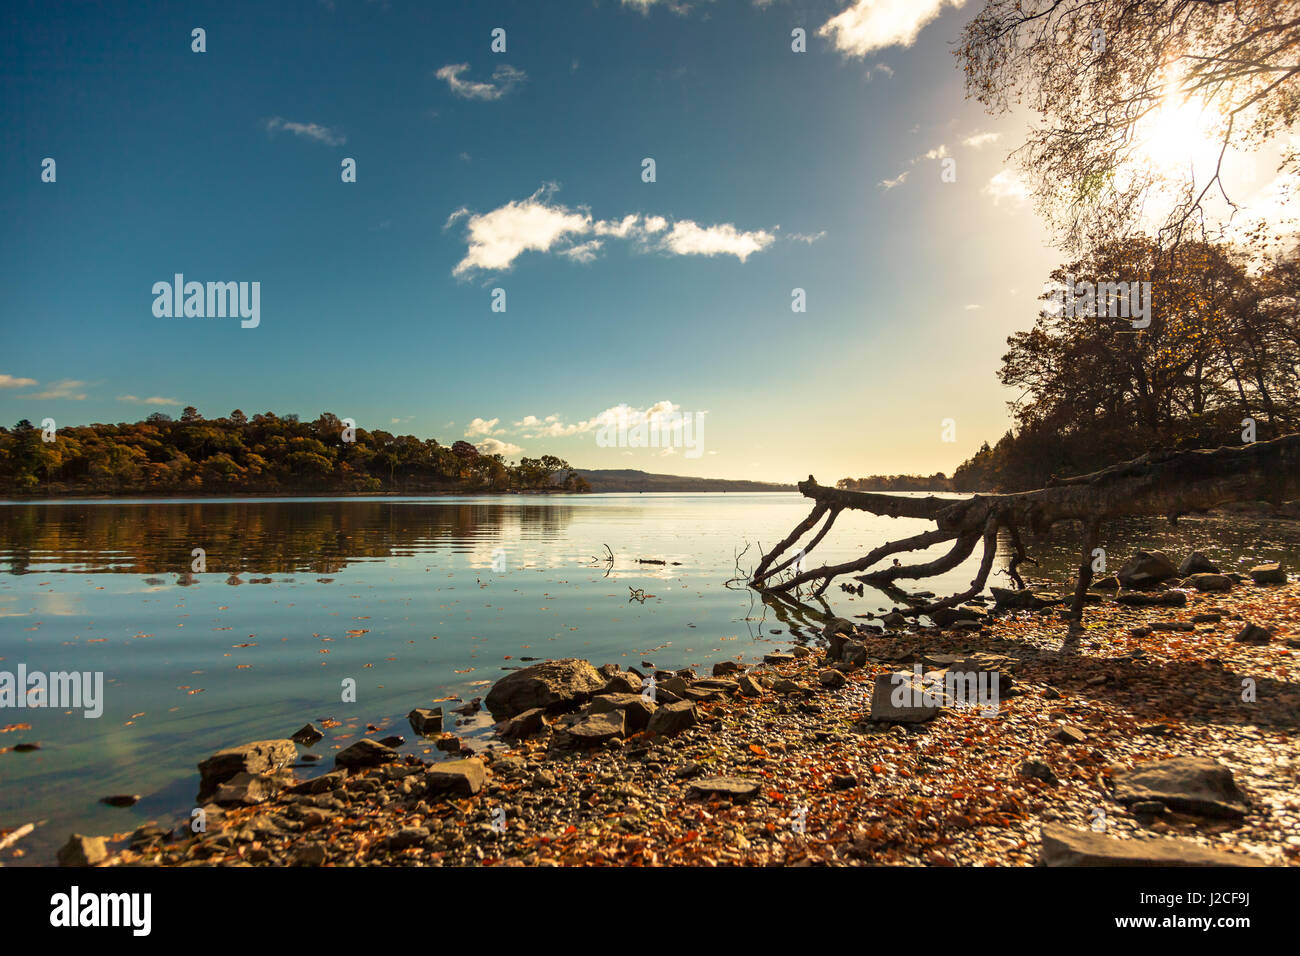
[1117,551,1178,589]
[1039,824,1266,866]
[1112,757,1250,818]
[485,658,606,720]
[197,739,297,800]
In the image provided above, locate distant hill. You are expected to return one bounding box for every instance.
[575,469,795,493]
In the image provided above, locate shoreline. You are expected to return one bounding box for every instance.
[53,572,1299,868]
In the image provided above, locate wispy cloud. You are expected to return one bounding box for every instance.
[878,171,909,190]
[0,374,38,389]
[984,169,1030,205]
[962,131,1001,149]
[263,116,346,146]
[24,379,88,400]
[446,185,791,276]
[435,63,527,101]
[118,394,180,405]
[819,0,967,58]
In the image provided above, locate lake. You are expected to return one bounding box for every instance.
[2,493,1298,864]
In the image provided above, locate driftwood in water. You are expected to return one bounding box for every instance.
[751,434,1300,621]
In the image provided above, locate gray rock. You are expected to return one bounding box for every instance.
[881,611,907,628]
[213,771,282,806]
[408,707,444,735]
[291,723,324,746]
[424,758,486,796]
[1117,551,1178,589]
[1117,590,1187,607]
[601,671,642,694]
[484,658,606,720]
[334,738,398,770]
[1039,824,1266,866]
[869,671,942,723]
[197,739,297,800]
[818,669,847,688]
[568,709,627,745]
[1185,573,1233,592]
[1249,562,1287,585]
[588,693,656,731]
[737,675,764,698]
[711,660,742,676]
[646,700,696,737]
[1235,622,1272,644]
[495,706,546,739]
[1113,757,1250,818]
[57,834,107,867]
[1054,724,1087,745]
[841,640,868,666]
[1178,551,1219,576]
[686,777,761,802]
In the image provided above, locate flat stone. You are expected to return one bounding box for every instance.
[1113,757,1250,818]
[587,693,656,732]
[567,709,627,745]
[818,669,846,688]
[1249,562,1286,585]
[1185,573,1233,592]
[869,671,942,723]
[1039,824,1267,866]
[334,738,398,770]
[686,777,761,802]
[424,758,486,796]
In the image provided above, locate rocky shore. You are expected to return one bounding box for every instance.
[67,555,1300,867]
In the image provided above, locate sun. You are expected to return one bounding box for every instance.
[1135,93,1227,175]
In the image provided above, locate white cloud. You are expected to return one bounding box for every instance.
[0,374,38,388]
[878,171,909,190]
[118,394,180,405]
[964,304,981,310]
[450,186,594,276]
[561,239,604,263]
[435,63,527,101]
[819,0,967,58]
[449,186,786,275]
[962,131,1001,149]
[478,437,523,456]
[465,417,501,437]
[984,169,1030,204]
[23,379,87,400]
[921,144,949,160]
[658,220,775,261]
[263,116,346,146]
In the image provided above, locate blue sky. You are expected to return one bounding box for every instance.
[0,0,1066,481]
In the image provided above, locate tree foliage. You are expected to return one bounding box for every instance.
[0,411,592,496]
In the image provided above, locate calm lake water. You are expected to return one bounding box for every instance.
[2,493,1298,864]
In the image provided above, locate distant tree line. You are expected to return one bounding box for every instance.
[836,474,956,493]
[0,408,592,496]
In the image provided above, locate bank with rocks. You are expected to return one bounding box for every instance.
[71,551,1299,867]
